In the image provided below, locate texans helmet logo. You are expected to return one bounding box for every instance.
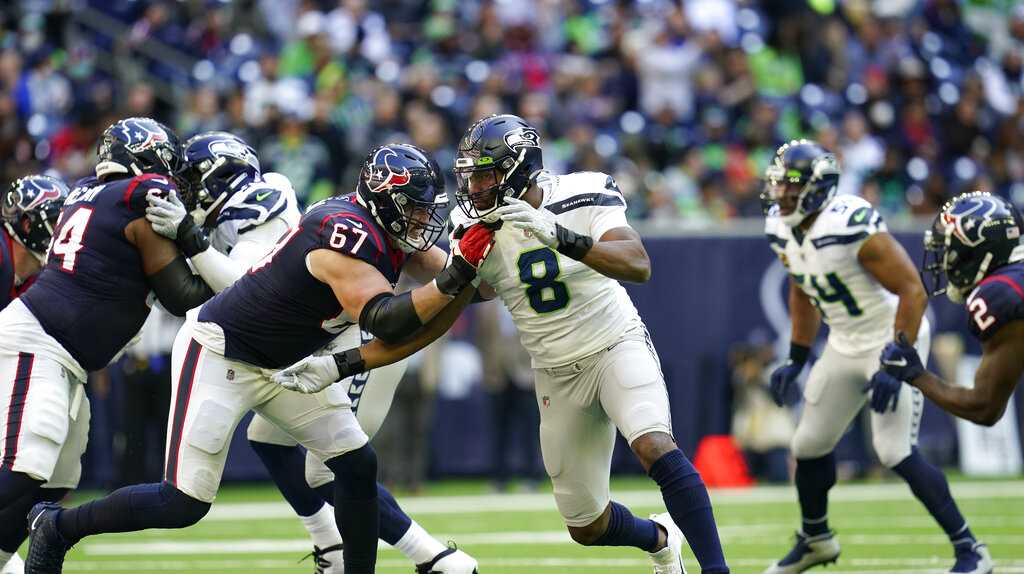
[368,147,411,193]
[941,194,1000,248]
[119,119,169,153]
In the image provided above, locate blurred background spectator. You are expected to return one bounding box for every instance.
[0,0,1020,217]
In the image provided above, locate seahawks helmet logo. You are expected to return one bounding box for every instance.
[367,147,411,193]
[503,127,540,151]
[209,137,260,171]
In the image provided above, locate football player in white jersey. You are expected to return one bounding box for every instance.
[760,140,990,574]
[142,133,477,574]
[450,115,729,574]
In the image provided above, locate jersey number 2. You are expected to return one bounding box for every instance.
[968,297,996,331]
[518,248,570,313]
[50,207,94,273]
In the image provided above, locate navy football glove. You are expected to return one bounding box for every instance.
[879,332,925,383]
[866,369,903,413]
[769,360,804,407]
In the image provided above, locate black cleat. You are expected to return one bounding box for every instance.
[25,503,73,574]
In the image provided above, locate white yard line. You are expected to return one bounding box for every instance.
[62,557,1024,572]
[203,480,1024,521]
[81,531,1024,556]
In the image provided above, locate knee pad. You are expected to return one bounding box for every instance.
[873,436,913,469]
[324,444,377,499]
[304,450,334,489]
[791,427,833,461]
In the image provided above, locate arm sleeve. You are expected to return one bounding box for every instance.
[147,255,216,316]
[358,291,423,344]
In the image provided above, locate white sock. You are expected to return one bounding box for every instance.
[0,551,22,574]
[0,551,11,569]
[394,520,447,564]
[299,504,342,550]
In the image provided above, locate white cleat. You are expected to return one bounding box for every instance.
[649,512,687,574]
[763,531,840,574]
[306,544,344,574]
[949,542,993,574]
[416,544,479,573]
[0,553,24,574]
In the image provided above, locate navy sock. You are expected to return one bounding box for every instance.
[592,501,659,551]
[249,440,325,517]
[0,469,41,507]
[314,483,333,505]
[325,445,379,574]
[892,449,975,544]
[0,487,68,552]
[649,449,729,574]
[377,483,413,545]
[57,482,210,543]
[795,453,836,536]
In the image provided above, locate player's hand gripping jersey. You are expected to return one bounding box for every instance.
[198,194,407,369]
[766,194,896,355]
[19,174,178,371]
[451,171,642,367]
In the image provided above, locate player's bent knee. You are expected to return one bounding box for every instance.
[873,439,912,469]
[791,428,833,461]
[630,431,677,470]
[324,443,377,499]
[304,451,334,489]
[566,513,610,546]
[161,482,212,528]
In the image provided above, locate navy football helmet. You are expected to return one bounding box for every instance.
[454,114,544,220]
[762,139,840,226]
[96,117,183,180]
[2,174,68,258]
[178,131,261,223]
[922,191,1024,302]
[356,144,448,253]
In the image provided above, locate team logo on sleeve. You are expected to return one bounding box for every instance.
[119,118,170,153]
[367,147,411,193]
[503,127,540,151]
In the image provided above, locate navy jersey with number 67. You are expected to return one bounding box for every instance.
[965,261,1024,342]
[198,194,407,369]
[20,174,175,371]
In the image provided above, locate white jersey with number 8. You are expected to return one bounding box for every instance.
[450,171,643,368]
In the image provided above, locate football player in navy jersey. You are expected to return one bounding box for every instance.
[143,134,479,573]
[0,117,216,574]
[879,192,1024,431]
[0,174,67,574]
[28,144,495,574]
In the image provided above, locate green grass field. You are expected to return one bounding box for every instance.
[45,477,1024,573]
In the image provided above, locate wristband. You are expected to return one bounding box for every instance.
[789,343,811,365]
[176,214,211,258]
[555,223,593,260]
[332,348,366,380]
[434,256,476,296]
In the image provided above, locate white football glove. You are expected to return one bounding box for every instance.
[271,355,340,394]
[145,191,189,240]
[495,196,557,247]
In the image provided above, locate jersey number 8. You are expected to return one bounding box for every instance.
[518,248,570,314]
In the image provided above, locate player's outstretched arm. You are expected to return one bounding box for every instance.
[126,217,215,316]
[858,232,928,344]
[907,321,1024,426]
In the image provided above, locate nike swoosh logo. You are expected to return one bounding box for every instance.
[886,358,908,367]
[31,511,44,531]
[255,192,273,202]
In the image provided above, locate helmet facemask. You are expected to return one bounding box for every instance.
[384,192,448,253]
[454,149,533,222]
[762,154,840,227]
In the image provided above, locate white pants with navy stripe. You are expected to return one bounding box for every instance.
[245,325,409,488]
[166,320,369,503]
[533,326,673,527]
[0,299,89,488]
[791,321,931,468]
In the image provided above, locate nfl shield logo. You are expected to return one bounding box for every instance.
[542,396,550,407]
[226,369,235,381]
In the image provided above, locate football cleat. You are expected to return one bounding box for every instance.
[415,543,479,574]
[648,513,687,574]
[25,503,73,574]
[949,541,992,574]
[763,531,840,574]
[1,552,24,574]
[302,544,344,574]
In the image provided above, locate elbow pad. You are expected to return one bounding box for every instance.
[358,291,422,344]
[149,256,216,316]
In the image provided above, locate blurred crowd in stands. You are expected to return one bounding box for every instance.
[1,0,1023,225]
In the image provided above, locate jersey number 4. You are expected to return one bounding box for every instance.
[518,248,570,313]
[49,206,94,273]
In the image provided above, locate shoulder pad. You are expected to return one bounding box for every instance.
[966,274,1024,341]
[217,183,296,234]
[315,207,388,267]
[545,172,626,216]
[765,217,788,253]
[123,174,177,214]
[811,197,884,248]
